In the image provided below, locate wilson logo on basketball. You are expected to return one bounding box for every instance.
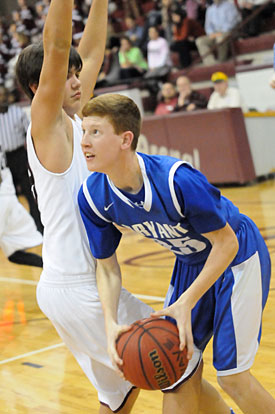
[149,349,171,389]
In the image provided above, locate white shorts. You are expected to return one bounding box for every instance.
[37,272,152,411]
[0,193,42,257]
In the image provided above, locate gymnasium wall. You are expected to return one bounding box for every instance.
[138,108,256,185]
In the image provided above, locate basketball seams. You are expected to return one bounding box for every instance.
[116,324,141,358]
[116,317,188,390]
[138,331,155,389]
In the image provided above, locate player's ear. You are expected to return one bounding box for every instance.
[29,83,38,95]
[121,131,134,149]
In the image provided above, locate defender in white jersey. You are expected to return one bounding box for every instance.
[15,1,155,413]
[78,93,275,414]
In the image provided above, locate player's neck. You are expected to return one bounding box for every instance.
[109,153,143,194]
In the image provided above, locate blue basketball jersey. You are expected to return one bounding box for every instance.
[78,153,242,263]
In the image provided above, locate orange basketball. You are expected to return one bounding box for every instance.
[116,317,188,390]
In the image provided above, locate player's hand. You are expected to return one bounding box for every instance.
[106,320,132,377]
[151,298,194,360]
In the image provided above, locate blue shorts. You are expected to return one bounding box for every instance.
[164,215,271,376]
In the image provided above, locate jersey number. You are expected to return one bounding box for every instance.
[156,236,206,255]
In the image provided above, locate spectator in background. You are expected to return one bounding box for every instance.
[161,0,174,44]
[154,81,178,115]
[174,75,208,111]
[5,32,29,90]
[118,36,148,80]
[144,26,172,80]
[0,30,12,86]
[0,86,43,233]
[16,0,37,38]
[72,1,85,45]
[207,71,247,111]
[124,15,145,47]
[196,0,241,65]
[170,4,205,68]
[34,3,46,39]
[237,0,275,38]
[96,44,120,88]
[122,0,143,20]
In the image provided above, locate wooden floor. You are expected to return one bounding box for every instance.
[0,178,275,413]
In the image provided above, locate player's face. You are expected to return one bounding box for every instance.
[214,81,228,97]
[81,116,123,174]
[63,67,82,118]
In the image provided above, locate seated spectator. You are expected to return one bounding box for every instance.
[118,35,148,80]
[196,0,241,65]
[72,1,85,45]
[174,75,208,111]
[34,3,46,38]
[207,71,247,111]
[16,0,37,37]
[124,15,145,47]
[41,0,50,15]
[121,0,143,19]
[154,82,178,115]
[5,32,29,90]
[161,0,174,43]
[11,10,28,37]
[238,0,275,38]
[170,4,205,68]
[96,46,120,87]
[144,26,172,80]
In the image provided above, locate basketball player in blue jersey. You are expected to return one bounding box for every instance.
[78,93,275,414]
[14,1,160,413]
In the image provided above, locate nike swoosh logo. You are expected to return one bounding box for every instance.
[104,202,114,211]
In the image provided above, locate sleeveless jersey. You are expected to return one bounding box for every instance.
[78,153,241,265]
[27,115,96,276]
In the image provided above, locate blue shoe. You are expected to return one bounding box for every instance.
[230,410,236,414]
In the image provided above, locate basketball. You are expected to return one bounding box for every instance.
[116,317,188,390]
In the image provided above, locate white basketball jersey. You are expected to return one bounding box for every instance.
[27,115,96,277]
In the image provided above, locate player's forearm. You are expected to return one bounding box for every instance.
[96,256,122,330]
[182,224,239,309]
[78,0,108,61]
[43,0,73,51]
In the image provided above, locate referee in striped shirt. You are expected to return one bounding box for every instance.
[0,86,43,233]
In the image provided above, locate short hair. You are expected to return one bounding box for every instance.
[119,35,133,47]
[82,94,141,151]
[15,41,83,100]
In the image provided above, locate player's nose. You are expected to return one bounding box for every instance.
[72,74,81,87]
[81,132,91,147]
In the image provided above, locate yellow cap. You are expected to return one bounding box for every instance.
[211,72,228,83]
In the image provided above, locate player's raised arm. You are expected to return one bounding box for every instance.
[77,0,108,114]
[31,0,74,139]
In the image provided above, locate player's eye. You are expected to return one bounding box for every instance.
[93,129,99,135]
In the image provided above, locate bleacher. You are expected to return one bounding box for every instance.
[1,0,275,113]
[93,0,275,114]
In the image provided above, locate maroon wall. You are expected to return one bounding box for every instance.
[139,108,256,184]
